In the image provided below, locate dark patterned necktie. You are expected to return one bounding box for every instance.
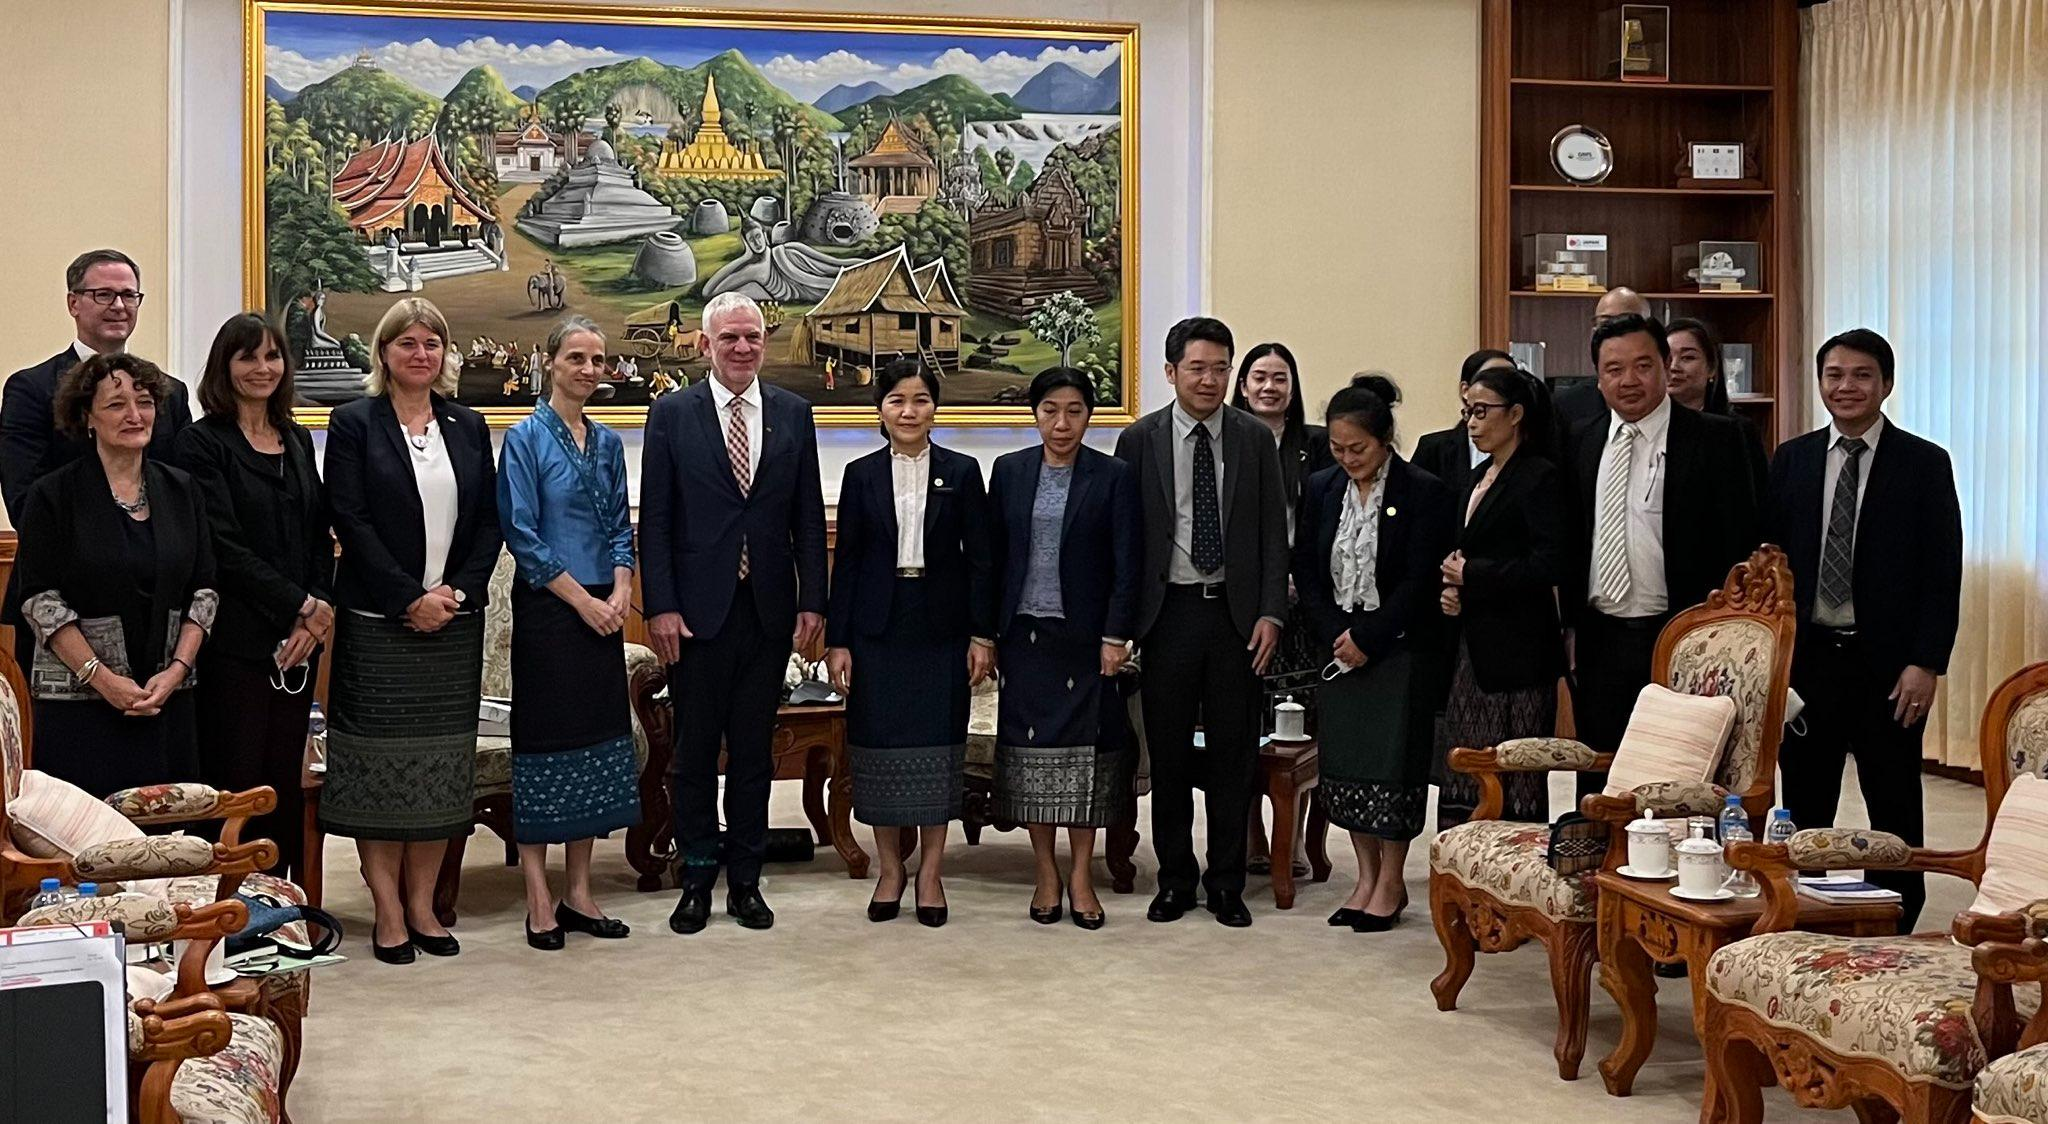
[1817,436,1867,609]
[1191,422,1223,575]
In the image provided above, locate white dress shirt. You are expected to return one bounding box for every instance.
[407,417,460,591]
[1587,394,1672,618]
[71,339,98,365]
[1813,415,1886,627]
[890,445,930,568]
[1168,402,1227,584]
[707,375,762,480]
[1467,434,1485,468]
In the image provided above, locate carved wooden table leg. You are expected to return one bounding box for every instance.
[1106,794,1139,895]
[1269,771,1301,909]
[1597,897,1659,1096]
[1305,787,1332,883]
[801,747,831,845]
[299,785,324,910]
[432,828,470,927]
[825,743,868,878]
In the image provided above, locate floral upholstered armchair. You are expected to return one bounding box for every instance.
[1701,660,2048,1124]
[431,550,674,923]
[19,891,286,1124]
[1427,546,1797,1080]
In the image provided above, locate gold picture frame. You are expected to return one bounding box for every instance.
[244,0,1140,428]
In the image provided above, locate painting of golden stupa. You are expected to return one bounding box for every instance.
[656,73,781,180]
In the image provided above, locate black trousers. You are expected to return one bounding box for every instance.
[195,648,318,880]
[1140,587,1263,897]
[1569,610,1669,801]
[1780,626,1927,931]
[669,583,788,892]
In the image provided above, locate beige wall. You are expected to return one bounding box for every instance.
[1,1,172,373]
[2,0,1480,443]
[1211,0,1480,444]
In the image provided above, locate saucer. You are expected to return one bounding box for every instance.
[1266,733,1313,743]
[1616,865,1675,881]
[1669,885,1736,902]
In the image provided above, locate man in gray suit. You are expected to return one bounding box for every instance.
[1115,316,1289,927]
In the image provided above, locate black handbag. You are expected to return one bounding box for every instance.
[228,891,344,958]
[1546,813,1607,876]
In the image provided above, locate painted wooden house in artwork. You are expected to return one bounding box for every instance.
[964,163,1108,318]
[805,246,962,373]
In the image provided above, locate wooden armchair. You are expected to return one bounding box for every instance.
[1428,546,1797,1080]
[1701,660,2048,1123]
[1972,920,2048,1124]
[18,892,287,1124]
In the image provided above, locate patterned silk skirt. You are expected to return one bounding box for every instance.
[1318,647,1432,841]
[320,610,484,842]
[846,578,969,827]
[508,581,640,845]
[992,614,1131,828]
[1432,638,1555,831]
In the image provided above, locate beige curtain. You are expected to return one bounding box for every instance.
[1801,0,2048,769]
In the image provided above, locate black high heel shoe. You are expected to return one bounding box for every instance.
[406,926,461,957]
[915,880,948,928]
[1352,889,1411,933]
[556,903,630,939]
[1029,887,1063,925]
[526,916,565,951]
[372,937,415,964]
[1328,908,1369,927]
[869,874,905,922]
[1069,890,1105,931]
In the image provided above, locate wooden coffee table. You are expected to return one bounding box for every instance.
[1592,869,1901,1100]
[300,736,324,908]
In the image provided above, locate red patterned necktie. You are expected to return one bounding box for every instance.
[727,396,751,579]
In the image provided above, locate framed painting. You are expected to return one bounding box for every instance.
[244,0,1139,427]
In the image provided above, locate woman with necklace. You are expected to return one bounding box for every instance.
[322,298,500,965]
[496,316,639,950]
[6,353,216,795]
[172,313,334,881]
[825,359,993,927]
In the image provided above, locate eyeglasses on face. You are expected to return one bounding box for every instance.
[1460,402,1507,421]
[72,288,145,308]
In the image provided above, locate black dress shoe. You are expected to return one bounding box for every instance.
[526,918,565,951]
[1351,912,1394,933]
[556,903,630,939]
[1146,889,1196,923]
[669,888,712,935]
[868,896,902,923]
[915,881,947,928]
[1029,901,1063,925]
[406,927,461,956]
[1206,890,1253,928]
[1328,908,1368,927]
[1069,891,1105,931]
[727,886,775,930]
[372,938,415,965]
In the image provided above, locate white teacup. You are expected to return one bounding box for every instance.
[1675,834,1725,896]
[1626,812,1672,876]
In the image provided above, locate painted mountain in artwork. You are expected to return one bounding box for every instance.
[265,76,298,104]
[539,49,840,132]
[833,74,1019,128]
[1011,59,1121,113]
[814,80,894,113]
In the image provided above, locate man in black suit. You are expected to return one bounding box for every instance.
[1413,348,1516,494]
[1114,317,1290,927]
[1,249,191,521]
[641,291,828,934]
[1551,287,1654,441]
[1564,314,1758,797]
[1765,329,1960,931]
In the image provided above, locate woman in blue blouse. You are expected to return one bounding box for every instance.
[497,315,639,950]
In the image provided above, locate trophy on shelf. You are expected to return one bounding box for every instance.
[1600,4,1671,82]
[1621,20,1651,75]
[1526,233,1610,293]
[1672,241,1762,293]
[1722,344,1754,395]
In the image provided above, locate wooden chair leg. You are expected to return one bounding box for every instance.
[1429,875,1477,1011]
[1547,923,1597,1080]
[801,751,831,845]
[1851,1100,1901,1124]
[432,831,468,928]
[1107,791,1139,894]
[827,769,868,879]
[1305,788,1332,883]
[1700,1006,1765,1124]
[1270,778,1301,909]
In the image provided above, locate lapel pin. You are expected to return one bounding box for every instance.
[1386,505,1399,517]
[934,477,944,487]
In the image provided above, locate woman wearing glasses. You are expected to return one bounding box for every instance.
[1293,374,1455,931]
[1434,367,1567,831]
[171,313,334,881]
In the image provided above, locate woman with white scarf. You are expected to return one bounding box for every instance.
[1292,374,1456,932]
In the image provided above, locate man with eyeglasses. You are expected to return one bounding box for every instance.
[1,249,192,520]
[1115,316,1290,928]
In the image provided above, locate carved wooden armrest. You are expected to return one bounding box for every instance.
[1582,780,1729,824]
[66,834,279,888]
[1955,900,2048,947]
[105,783,277,848]
[1450,740,1614,823]
[130,998,232,1063]
[1781,827,1915,869]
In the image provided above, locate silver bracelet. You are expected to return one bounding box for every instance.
[77,657,102,685]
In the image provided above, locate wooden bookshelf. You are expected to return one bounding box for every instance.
[1480,0,1802,446]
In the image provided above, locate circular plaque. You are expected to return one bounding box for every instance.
[1550,125,1615,186]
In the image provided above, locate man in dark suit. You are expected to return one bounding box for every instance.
[641,291,828,934]
[1551,287,1654,442]
[1,249,191,521]
[1114,317,1290,927]
[1564,314,1758,797]
[1413,348,1516,494]
[1765,328,1960,931]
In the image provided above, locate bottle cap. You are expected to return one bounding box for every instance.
[39,877,60,891]
[77,883,98,897]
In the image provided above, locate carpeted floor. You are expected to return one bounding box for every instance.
[288,765,1986,1122]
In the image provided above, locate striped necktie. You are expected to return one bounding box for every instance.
[1817,436,1868,609]
[727,396,751,579]
[1595,423,1636,606]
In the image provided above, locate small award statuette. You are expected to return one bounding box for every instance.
[1600,4,1671,83]
[1550,124,1614,186]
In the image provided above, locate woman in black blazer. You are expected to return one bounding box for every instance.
[825,360,992,927]
[1230,341,1332,876]
[172,313,334,879]
[1293,375,1456,931]
[1666,317,1769,500]
[1435,366,1568,830]
[986,367,1141,928]
[321,298,500,964]
[5,354,215,796]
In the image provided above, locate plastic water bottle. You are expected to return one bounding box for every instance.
[1719,795,1758,897]
[1765,807,1796,845]
[308,701,327,738]
[28,878,65,911]
[76,883,99,899]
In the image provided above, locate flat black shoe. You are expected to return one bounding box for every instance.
[727,886,775,930]
[1029,892,1063,925]
[1069,891,1105,930]
[526,918,565,951]
[406,927,460,957]
[372,938,414,964]
[1146,889,1196,923]
[556,903,630,939]
[669,888,712,935]
[1206,890,1253,928]
[1328,908,1368,927]
[868,897,902,923]
[1351,912,1394,933]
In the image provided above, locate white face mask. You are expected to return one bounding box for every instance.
[1321,659,1357,683]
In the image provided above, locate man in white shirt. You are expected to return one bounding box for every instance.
[0,249,191,520]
